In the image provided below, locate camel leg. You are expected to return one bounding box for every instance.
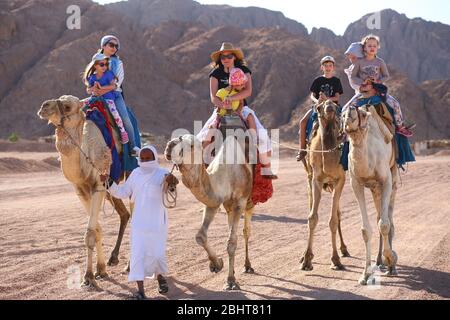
[379,176,396,274]
[196,206,223,273]
[95,224,108,279]
[243,206,255,274]
[224,204,243,291]
[386,167,398,276]
[337,209,350,257]
[370,188,385,269]
[351,178,372,285]
[330,178,345,270]
[82,189,105,290]
[300,178,321,271]
[106,195,130,267]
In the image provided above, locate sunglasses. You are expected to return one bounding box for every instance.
[220,54,235,60]
[107,42,119,49]
[96,62,108,67]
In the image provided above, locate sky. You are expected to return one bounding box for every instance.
[94,0,450,35]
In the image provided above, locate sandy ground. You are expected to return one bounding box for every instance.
[1,146,449,300]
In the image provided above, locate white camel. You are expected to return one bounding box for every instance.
[344,101,398,285]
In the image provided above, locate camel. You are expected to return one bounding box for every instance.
[300,100,350,271]
[343,96,398,285]
[165,134,254,290]
[37,95,131,289]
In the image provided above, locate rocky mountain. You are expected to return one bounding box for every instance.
[310,9,450,83]
[0,0,448,143]
[108,0,308,36]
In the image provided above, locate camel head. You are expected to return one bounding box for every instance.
[165,134,203,167]
[316,100,340,123]
[344,106,371,135]
[37,95,84,128]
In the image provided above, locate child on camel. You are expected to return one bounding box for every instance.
[297,56,344,161]
[347,35,414,137]
[83,53,129,144]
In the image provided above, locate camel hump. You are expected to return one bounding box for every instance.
[367,105,393,144]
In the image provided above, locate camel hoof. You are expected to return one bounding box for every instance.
[385,266,398,276]
[95,272,109,280]
[382,250,398,267]
[300,251,314,271]
[331,263,345,271]
[224,281,241,291]
[300,261,313,271]
[340,248,351,258]
[209,258,224,273]
[81,277,101,291]
[243,266,255,274]
[107,256,119,266]
[358,275,371,286]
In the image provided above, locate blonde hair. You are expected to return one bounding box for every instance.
[82,58,109,86]
[361,34,381,49]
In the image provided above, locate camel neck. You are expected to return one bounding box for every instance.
[180,164,221,207]
[348,129,370,176]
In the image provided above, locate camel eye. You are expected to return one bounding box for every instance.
[64,105,71,112]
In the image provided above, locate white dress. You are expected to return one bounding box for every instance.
[108,166,169,282]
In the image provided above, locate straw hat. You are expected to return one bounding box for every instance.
[210,42,245,62]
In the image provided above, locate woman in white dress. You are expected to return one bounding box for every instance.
[104,145,178,299]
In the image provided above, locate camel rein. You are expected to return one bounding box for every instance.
[162,164,179,209]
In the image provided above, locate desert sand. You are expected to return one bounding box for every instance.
[1,142,449,300]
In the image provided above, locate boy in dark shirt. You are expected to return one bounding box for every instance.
[297,56,344,161]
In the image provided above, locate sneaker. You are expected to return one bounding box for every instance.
[296,150,307,162]
[405,122,416,130]
[396,126,413,138]
[120,131,129,144]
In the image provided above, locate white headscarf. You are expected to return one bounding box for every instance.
[137,145,159,174]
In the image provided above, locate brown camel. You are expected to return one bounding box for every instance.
[165,134,254,290]
[37,95,131,289]
[300,100,350,271]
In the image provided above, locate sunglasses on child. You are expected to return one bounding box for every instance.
[96,62,108,67]
[107,42,119,49]
[220,54,235,60]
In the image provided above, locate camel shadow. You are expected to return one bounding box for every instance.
[166,277,250,300]
[251,214,307,224]
[380,265,450,299]
[244,273,370,300]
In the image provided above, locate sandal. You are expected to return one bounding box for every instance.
[157,275,169,294]
[133,292,147,300]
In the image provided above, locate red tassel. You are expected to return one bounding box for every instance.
[251,162,273,205]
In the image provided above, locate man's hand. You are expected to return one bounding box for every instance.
[165,173,179,186]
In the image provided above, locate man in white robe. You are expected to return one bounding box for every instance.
[103,145,178,299]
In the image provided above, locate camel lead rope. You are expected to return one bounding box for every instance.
[162,164,178,209]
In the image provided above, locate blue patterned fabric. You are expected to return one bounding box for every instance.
[122,106,141,172]
[85,98,122,181]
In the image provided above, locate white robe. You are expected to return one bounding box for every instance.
[108,166,169,282]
